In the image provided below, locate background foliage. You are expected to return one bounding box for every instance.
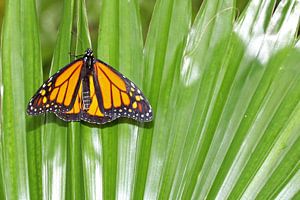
[1,0,300,199]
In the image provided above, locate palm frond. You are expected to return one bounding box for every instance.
[0,0,299,199]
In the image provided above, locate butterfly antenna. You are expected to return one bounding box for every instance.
[70,29,91,58]
[69,51,85,58]
[69,52,76,57]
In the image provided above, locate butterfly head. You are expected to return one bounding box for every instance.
[85,48,93,57]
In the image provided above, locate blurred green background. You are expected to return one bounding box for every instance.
[37,0,248,62]
[0,0,250,78]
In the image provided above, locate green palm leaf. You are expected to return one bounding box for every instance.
[1,0,300,199]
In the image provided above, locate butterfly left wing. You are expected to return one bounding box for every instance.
[93,60,153,122]
[27,59,84,115]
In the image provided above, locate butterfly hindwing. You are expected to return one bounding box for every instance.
[55,74,112,124]
[27,59,84,115]
[80,74,112,124]
[93,60,153,122]
[53,81,83,121]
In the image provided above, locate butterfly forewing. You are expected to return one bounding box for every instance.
[27,59,83,115]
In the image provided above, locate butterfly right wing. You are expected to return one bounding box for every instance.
[93,60,153,122]
[27,59,84,115]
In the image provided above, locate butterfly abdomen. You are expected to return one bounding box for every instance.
[82,76,91,110]
[82,91,91,110]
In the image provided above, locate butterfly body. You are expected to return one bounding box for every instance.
[81,50,94,110]
[27,48,153,124]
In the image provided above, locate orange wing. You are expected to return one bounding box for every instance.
[54,75,112,124]
[93,60,153,122]
[27,59,83,115]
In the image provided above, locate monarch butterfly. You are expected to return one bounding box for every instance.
[27,48,153,124]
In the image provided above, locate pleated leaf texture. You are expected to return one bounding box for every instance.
[0,0,300,199]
